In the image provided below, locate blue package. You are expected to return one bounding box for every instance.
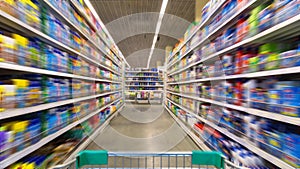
[46,46,57,71]
[268,89,282,104]
[48,14,57,39]
[281,86,300,106]
[283,133,300,158]
[61,24,70,45]
[275,0,300,24]
[223,28,237,48]
[280,49,300,68]
[258,6,274,32]
[281,105,300,117]
[55,19,64,41]
[258,54,268,71]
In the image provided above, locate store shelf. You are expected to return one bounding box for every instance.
[201,14,300,63]
[125,80,163,83]
[0,10,120,75]
[125,80,164,83]
[168,0,260,71]
[0,98,122,168]
[42,0,120,67]
[125,100,136,102]
[69,0,97,34]
[69,0,112,49]
[164,105,211,151]
[126,90,164,92]
[167,90,300,126]
[125,76,161,78]
[0,90,121,120]
[64,104,124,162]
[69,0,123,64]
[0,62,121,83]
[165,105,296,169]
[125,71,159,73]
[168,14,300,75]
[125,85,164,87]
[167,0,226,65]
[167,64,300,85]
[166,98,294,169]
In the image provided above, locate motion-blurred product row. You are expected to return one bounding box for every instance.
[166,0,300,168]
[0,0,125,168]
[0,75,121,112]
[2,100,122,168]
[0,32,120,74]
[0,0,120,66]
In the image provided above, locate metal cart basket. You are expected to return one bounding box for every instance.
[50,150,249,169]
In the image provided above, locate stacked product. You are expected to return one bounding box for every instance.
[8,101,121,168]
[0,32,120,77]
[0,75,121,112]
[166,0,300,168]
[0,92,121,163]
[0,0,124,168]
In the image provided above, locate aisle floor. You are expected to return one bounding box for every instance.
[85,104,199,152]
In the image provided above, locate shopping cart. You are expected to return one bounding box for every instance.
[49,150,249,169]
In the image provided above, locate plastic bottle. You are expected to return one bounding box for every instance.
[242,80,257,107]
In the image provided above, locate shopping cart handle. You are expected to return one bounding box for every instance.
[76,150,108,169]
[192,150,225,169]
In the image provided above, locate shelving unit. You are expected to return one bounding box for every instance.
[63,104,125,163]
[165,99,293,169]
[0,0,125,168]
[167,90,300,126]
[165,0,300,168]
[0,98,122,168]
[125,68,164,104]
[1,0,299,168]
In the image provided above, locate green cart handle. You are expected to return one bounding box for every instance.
[76,150,108,169]
[192,150,225,169]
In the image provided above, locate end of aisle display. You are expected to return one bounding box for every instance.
[125,68,164,104]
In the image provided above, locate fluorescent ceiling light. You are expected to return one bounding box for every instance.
[147,0,169,68]
[84,0,131,67]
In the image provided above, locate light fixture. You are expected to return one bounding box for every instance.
[146,0,169,68]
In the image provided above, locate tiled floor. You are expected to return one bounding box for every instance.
[83,103,200,168]
[85,104,199,152]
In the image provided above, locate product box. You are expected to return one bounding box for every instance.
[248,56,259,73]
[280,49,300,68]
[258,5,274,32]
[281,105,300,117]
[283,133,300,158]
[282,133,300,167]
[274,0,300,24]
[281,86,300,107]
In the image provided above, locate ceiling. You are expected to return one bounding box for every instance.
[91,0,195,68]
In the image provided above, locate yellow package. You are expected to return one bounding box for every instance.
[12,79,29,89]
[0,34,3,61]
[0,86,5,112]
[11,163,22,169]
[12,121,29,133]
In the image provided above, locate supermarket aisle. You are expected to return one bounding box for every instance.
[85,104,199,152]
